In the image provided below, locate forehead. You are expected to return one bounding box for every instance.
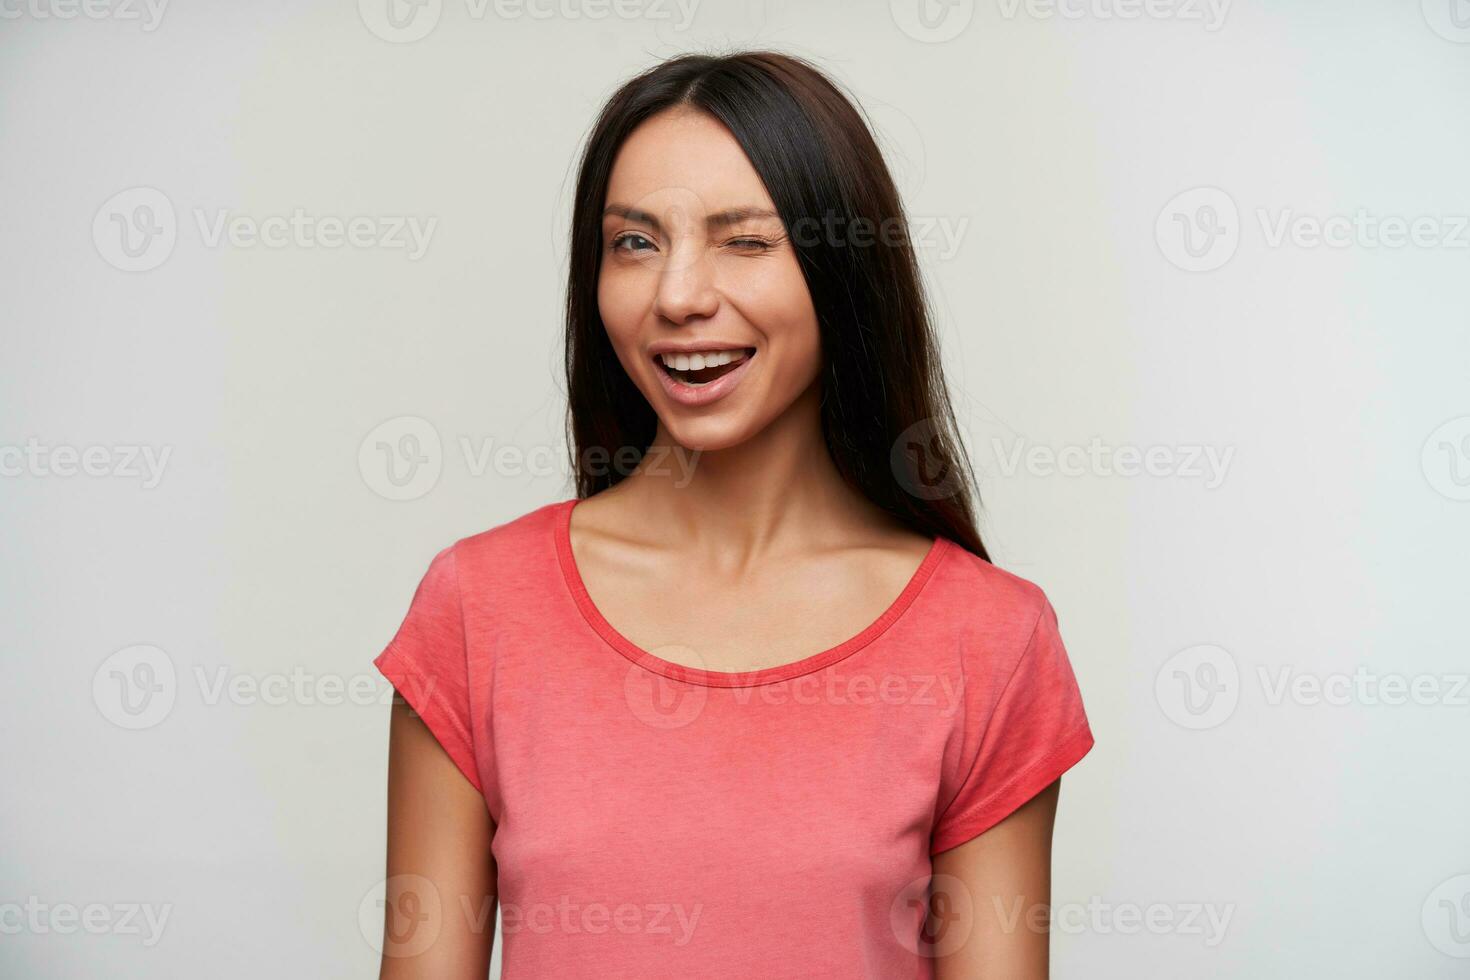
[604,108,776,216]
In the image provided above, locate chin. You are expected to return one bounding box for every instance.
[657,414,755,454]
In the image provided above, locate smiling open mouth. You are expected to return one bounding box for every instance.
[655,348,756,387]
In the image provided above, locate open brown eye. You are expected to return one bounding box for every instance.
[611,233,656,253]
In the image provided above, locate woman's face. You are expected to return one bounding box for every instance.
[598,107,822,452]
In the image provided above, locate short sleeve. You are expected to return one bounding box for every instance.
[373,543,483,793]
[930,596,1094,855]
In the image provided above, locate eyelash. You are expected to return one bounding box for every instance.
[607,233,777,255]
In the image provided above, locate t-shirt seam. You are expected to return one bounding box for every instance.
[557,498,955,689]
[553,502,591,623]
[382,638,477,754]
[445,540,481,774]
[932,721,1092,850]
[934,594,1050,827]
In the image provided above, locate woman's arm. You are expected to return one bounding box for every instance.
[379,692,497,979]
[932,777,1062,979]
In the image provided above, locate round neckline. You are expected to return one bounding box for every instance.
[553,496,952,689]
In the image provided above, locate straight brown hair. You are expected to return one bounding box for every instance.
[564,50,989,561]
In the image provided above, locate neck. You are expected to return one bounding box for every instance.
[608,382,880,556]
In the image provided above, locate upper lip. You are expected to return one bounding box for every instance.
[647,340,756,356]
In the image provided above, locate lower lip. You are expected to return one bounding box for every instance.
[653,352,755,407]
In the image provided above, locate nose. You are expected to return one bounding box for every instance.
[652,242,720,326]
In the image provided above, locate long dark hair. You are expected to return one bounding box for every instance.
[563,50,989,561]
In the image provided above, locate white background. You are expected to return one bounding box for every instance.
[3,0,1468,976]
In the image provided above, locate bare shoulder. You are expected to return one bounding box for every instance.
[563,488,659,574]
[871,520,939,564]
[564,487,626,537]
[812,505,942,598]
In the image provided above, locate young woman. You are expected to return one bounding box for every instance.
[375,50,1093,979]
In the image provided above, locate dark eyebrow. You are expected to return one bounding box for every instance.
[601,203,781,234]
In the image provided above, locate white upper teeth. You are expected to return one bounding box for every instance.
[659,349,747,371]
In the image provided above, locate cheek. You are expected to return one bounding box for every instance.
[597,269,646,359]
[745,261,821,390]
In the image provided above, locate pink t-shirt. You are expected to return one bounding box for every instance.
[374,498,1093,978]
